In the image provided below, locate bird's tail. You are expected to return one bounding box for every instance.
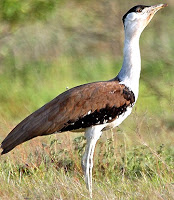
[1,91,66,155]
[1,108,52,155]
[1,119,38,155]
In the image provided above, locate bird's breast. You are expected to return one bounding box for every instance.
[103,106,133,131]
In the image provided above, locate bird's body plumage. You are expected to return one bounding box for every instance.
[1,79,135,154]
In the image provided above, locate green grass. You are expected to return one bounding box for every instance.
[0,55,173,121]
[0,132,173,199]
[0,55,119,121]
[0,55,173,199]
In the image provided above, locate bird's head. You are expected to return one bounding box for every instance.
[123,4,167,39]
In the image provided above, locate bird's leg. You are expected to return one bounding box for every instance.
[89,139,97,190]
[81,138,94,197]
[82,127,103,198]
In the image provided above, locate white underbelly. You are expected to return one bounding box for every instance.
[104,106,133,130]
[70,106,133,133]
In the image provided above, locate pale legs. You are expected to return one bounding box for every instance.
[81,125,105,198]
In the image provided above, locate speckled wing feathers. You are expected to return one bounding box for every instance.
[1,80,135,154]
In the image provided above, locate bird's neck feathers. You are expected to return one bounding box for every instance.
[117,30,141,101]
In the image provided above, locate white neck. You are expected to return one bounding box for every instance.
[117,32,141,101]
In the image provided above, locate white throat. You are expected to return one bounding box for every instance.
[117,32,141,101]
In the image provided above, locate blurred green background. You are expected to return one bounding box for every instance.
[0,1,173,199]
[0,0,173,140]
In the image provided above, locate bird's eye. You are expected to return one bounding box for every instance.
[137,8,142,13]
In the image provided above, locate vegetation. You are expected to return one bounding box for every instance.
[0,0,174,199]
[0,133,173,199]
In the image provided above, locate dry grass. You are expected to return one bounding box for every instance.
[0,112,173,199]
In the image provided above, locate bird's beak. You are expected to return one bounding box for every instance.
[145,4,168,24]
[150,4,168,13]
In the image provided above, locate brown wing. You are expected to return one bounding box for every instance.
[1,80,135,154]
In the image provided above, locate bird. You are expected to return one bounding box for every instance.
[1,4,167,198]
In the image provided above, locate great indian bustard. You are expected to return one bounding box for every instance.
[1,4,167,198]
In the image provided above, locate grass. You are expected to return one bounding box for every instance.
[0,56,173,121]
[0,131,173,199]
[0,55,174,199]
